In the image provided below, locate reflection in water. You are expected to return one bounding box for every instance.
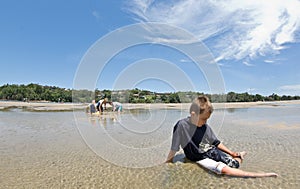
[129,109,152,122]
[226,108,236,113]
[225,107,250,113]
[87,112,120,128]
[80,109,186,168]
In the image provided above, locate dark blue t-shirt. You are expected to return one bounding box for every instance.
[171,117,221,161]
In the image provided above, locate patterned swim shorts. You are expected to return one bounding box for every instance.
[203,147,240,168]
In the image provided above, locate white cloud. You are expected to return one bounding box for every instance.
[247,88,257,92]
[264,60,275,63]
[264,58,284,64]
[278,84,300,95]
[279,84,300,91]
[92,11,101,20]
[126,0,300,62]
[243,61,254,67]
[179,59,190,63]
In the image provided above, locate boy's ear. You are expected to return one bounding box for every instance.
[190,111,199,124]
[190,111,199,116]
[191,111,195,116]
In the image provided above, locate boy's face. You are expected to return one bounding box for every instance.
[190,109,212,126]
[199,110,212,121]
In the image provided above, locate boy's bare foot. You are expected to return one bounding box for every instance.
[233,151,247,164]
[265,173,278,177]
[238,151,247,160]
[246,172,278,178]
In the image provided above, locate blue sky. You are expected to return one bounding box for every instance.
[1,0,300,96]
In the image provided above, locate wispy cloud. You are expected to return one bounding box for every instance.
[264,60,275,64]
[126,0,300,62]
[179,59,190,63]
[264,58,284,64]
[92,11,101,20]
[243,61,254,67]
[279,84,300,91]
[247,88,257,93]
[279,84,300,95]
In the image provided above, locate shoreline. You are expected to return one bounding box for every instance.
[1,100,300,112]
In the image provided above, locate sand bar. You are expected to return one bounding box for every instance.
[1,100,300,111]
[0,101,87,111]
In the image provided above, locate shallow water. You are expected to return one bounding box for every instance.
[1,105,300,188]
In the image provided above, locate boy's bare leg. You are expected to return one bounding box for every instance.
[221,166,278,178]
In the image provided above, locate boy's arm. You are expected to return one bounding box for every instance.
[217,143,239,157]
[166,121,181,163]
[165,150,176,163]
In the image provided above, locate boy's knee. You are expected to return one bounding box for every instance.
[232,160,240,168]
[227,159,240,168]
[221,166,232,174]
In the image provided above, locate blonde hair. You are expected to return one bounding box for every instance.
[190,95,214,114]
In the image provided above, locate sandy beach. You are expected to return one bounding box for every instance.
[1,100,300,111]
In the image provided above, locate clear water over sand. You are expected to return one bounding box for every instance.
[1,104,300,188]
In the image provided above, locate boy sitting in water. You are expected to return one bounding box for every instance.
[165,96,278,178]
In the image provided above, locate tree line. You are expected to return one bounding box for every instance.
[1,83,299,103]
[0,84,73,102]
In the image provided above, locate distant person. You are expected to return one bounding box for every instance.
[165,95,278,178]
[89,100,97,114]
[96,98,107,112]
[108,101,123,112]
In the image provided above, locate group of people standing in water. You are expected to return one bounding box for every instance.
[88,98,123,114]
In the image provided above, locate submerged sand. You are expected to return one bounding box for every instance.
[1,101,300,188]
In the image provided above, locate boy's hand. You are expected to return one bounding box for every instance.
[231,152,239,157]
[165,150,176,163]
[232,151,247,160]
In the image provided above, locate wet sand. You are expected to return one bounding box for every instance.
[1,102,300,188]
[0,101,87,111]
